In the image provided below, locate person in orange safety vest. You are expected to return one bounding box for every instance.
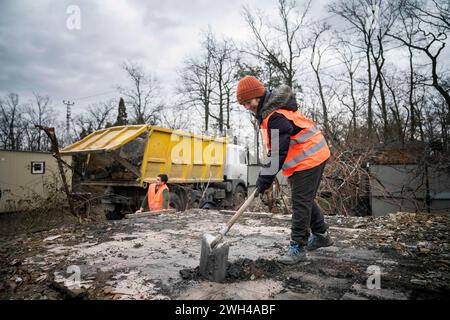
[236,76,334,265]
[138,174,170,212]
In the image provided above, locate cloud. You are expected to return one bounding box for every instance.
[0,0,277,114]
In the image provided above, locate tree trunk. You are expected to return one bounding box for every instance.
[377,68,388,142]
[226,91,231,130]
[205,102,209,132]
[408,46,416,140]
[366,47,374,140]
[350,72,357,133]
[430,54,450,112]
[218,65,224,133]
[315,70,330,136]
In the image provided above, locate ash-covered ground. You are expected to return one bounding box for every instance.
[1,209,449,300]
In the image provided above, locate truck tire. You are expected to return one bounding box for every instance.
[233,185,247,209]
[169,192,183,212]
[105,204,124,220]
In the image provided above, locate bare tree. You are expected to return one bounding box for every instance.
[72,115,92,140]
[407,0,450,29]
[209,34,240,133]
[310,23,332,136]
[369,1,400,143]
[332,38,363,137]
[388,0,450,110]
[160,107,192,131]
[178,29,241,134]
[396,7,421,140]
[329,0,381,140]
[421,88,448,149]
[242,0,312,89]
[0,93,24,150]
[118,62,163,125]
[72,99,116,139]
[23,92,55,151]
[87,100,116,130]
[178,31,215,132]
[381,70,408,143]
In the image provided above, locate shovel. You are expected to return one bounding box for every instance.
[199,189,257,282]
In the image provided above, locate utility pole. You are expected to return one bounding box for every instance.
[62,100,74,145]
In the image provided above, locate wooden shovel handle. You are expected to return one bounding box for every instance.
[225,189,257,231]
[210,189,257,249]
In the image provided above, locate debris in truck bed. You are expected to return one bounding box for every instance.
[0,210,449,300]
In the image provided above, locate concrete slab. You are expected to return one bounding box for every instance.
[178,279,284,300]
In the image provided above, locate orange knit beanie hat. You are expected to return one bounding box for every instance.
[236,76,265,105]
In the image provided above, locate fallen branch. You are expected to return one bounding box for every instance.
[125,209,176,219]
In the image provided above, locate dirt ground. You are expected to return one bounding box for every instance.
[0,208,449,300]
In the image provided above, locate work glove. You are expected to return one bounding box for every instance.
[254,176,272,198]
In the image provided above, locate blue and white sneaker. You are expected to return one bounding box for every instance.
[278,241,307,265]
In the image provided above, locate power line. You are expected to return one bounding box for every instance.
[72,90,118,101]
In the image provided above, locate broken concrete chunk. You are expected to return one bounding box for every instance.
[111,288,138,296]
[125,209,176,219]
[103,286,113,294]
[416,241,434,254]
[44,235,62,242]
[340,292,369,300]
[35,274,48,283]
[10,259,22,267]
[418,247,431,254]
[350,283,408,300]
[410,279,428,286]
[50,281,87,299]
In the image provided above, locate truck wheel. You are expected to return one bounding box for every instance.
[105,204,124,220]
[169,192,184,212]
[233,185,247,209]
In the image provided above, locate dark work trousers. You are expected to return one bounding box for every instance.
[288,161,328,246]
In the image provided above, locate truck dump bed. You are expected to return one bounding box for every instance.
[61,125,227,185]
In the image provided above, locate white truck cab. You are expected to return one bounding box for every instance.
[224,144,248,183]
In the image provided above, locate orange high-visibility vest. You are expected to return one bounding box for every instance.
[147,183,169,211]
[261,109,330,177]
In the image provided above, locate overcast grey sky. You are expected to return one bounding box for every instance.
[0,0,335,114]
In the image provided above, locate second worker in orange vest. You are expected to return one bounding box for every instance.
[236,76,334,265]
[139,174,170,212]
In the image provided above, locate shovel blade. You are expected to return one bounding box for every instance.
[199,233,229,282]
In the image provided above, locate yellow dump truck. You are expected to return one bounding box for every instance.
[61,125,248,218]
